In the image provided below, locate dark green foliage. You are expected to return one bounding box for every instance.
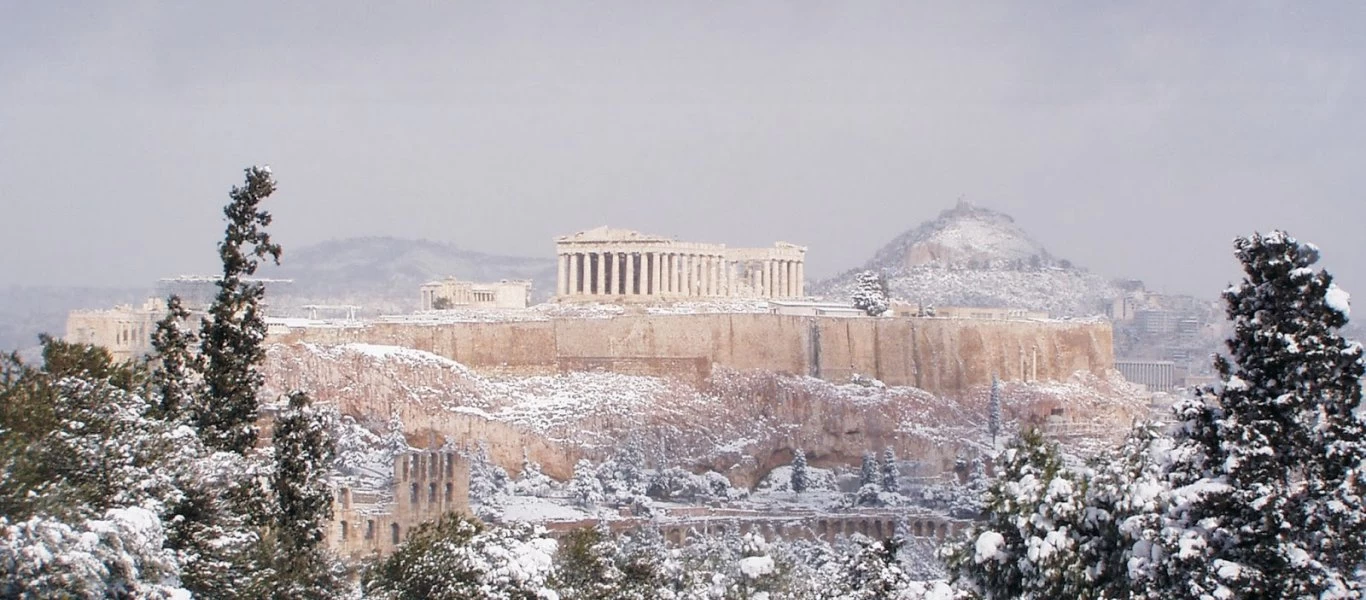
[790,449,809,494]
[261,391,342,599]
[0,337,146,521]
[197,166,282,455]
[880,447,899,493]
[1159,231,1366,598]
[364,513,509,600]
[149,295,199,421]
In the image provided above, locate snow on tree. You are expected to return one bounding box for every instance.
[364,513,557,600]
[823,534,914,600]
[261,391,342,599]
[0,507,189,599]
[196,166,282,456]
[855,452,883,506]
[790,449,809,495]
[880,448,899,494]
[987,375,1002,448]
[148,295,200,422]
[569,459,606,509]
[1147,231,1366,599]
[382,413,412,458]
[514,450,555,498]
[851,270,891,317]
[468,443,511,515]
[942,429,1085,599]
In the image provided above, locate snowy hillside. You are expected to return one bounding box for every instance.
[259,236,557,312]
[817,202,1122,317]
[262,342,1152,487]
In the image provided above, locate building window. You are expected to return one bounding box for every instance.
[340,521,349,540]
[365,520,375,540]
[428,482,437,504]
[391,523,401,545]
[410,482,419,504]
[445,482,453,503]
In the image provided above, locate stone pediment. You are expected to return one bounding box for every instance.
[558,226,672,243]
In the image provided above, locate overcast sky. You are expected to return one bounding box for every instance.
[2,2,1363,298]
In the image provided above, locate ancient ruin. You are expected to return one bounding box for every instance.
[554,227,807,301]
[419,277,531,310]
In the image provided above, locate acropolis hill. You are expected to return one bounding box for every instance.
[270,312,1114,396]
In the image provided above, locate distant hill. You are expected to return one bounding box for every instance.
[259,237,557,313]
[817,202,1122,317]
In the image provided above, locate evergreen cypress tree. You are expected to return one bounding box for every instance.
[790,449,809,494]
[859,451,878,488]
[988,375,1002,447]
[149,295,200,421]
[197,166,282,455]
[880,447,899,494]
[852,270,890,316]
[1156,231,1366,599]
[942,429,1085,599]
[263,391,341,599]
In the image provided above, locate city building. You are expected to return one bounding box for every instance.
[554,227,806,301]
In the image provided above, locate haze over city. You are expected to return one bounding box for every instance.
[3,2,1364,296]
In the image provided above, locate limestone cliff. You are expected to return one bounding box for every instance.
[262,342,1148,488]
[272,312,1114,396]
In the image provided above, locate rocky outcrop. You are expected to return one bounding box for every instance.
[272,313,1113,396]
[261,342,1147,488]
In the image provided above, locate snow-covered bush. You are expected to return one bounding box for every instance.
[364,513,556,600]
[851,271,890,317]
[645,467,737,503]
[0,507,187,599]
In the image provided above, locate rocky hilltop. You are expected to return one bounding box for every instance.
[261,342,1150,488]
[259,236,557,313]
[818,202,1122,317]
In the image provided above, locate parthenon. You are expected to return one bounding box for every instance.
[555,227,806,301]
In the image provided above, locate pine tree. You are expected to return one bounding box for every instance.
[987,375,1002,448]
[790,449,809,495]
[880,448,899,494]
[1154,231,1366,599]
[942,429,1085,599]
[859,452,877,488]
[570,458,606,509]
[851,271,890,317]
[149,295,200,421]
[197,165,282,455]
[262,391,341,599]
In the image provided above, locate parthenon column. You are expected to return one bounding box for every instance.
[616,253,626,295]
[596,251,606,296]
[650,253,660,295]
[704,256,715,296]
[557,254,567,296]
[716,256,725,296]
[677,254,688,296]
[795,261,804,297]
[625,253,635,296]
[765,261,776,298]
[567,254,579,295]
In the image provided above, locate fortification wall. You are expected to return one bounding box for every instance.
[273,314,1112,395]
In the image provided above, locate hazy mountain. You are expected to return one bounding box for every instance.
[817,202,1123,317]
[259,236,558,313]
